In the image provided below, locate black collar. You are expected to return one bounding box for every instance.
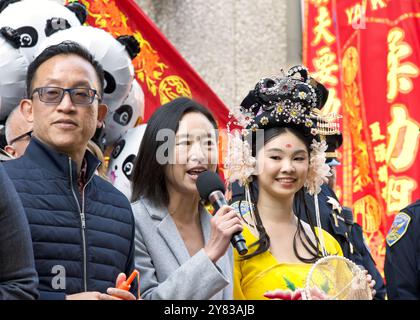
[24,137,101,182]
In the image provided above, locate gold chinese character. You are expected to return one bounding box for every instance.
[354,195,381,233]
[387,104,420,172]
[312,47,338,86]
[381,185,388,202]
[353,162,372,193]
[369,122,385,142]
[386,176,417,213]
[370,0,388,11]
[310,0,329,6]
[351,135,372,193]
[387,27,419,102]
[378,165,388,183]
[343,46,359,85]
[320,87,341,115]
[374,143,387,163]
[312,6,336,46]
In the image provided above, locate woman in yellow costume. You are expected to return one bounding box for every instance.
[225,66,374,300]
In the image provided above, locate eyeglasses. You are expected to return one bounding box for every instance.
[31,87,100,105]
[9,130,33,145]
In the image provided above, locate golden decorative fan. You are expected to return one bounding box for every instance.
[304,255,372,300]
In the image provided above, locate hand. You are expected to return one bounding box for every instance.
[65,274,138,300]
[66,292,102,300]
[302,287,329,300]
[264,287,329,300]
[204,205,243,263]
[364,270,376,299]
[264,288,302,300]
[99,273,137,300]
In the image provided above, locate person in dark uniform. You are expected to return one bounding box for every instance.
[229,132,386,299]
[384,199,420,299]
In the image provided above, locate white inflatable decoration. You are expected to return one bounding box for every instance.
[35,25,135,114]
[107,124,147,200]
[103,79,145,146]
[0,0,84,62]
[0,27,28,121]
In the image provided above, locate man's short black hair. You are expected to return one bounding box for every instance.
[26,40,105,99]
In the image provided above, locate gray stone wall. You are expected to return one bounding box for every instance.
[135,0,301,109]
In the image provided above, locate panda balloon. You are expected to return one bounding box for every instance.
[35,25,140,118]
[103,79,145,146]
[107,124,147,200]
[0,0,86,62]
[0,26,28,121]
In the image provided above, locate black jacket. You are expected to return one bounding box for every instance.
[0,163,38,300]
[3,138,136,299]
[385,199,420,299]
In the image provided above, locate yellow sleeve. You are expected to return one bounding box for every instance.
[233,253,247,300]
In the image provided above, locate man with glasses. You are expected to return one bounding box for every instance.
[4,106,33,158]
[3,41,137,300]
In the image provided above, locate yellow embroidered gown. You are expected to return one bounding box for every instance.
[234,226,343,300]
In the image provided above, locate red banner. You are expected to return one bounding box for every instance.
[78,0,230,127]
[304,0,420,274]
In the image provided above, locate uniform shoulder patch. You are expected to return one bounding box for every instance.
[386,212,411,247]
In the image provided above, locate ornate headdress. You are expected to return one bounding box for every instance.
[232,65,339,132]
[225,65,342,252]
[226,66,340,191]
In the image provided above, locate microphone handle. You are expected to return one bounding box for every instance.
[210,195,227,213]
[209,191,248,255]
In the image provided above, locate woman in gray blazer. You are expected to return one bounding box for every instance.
[130,97,243,300]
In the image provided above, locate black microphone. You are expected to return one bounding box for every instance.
[196,171,248,255]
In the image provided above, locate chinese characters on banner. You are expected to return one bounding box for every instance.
[304,0,420,273]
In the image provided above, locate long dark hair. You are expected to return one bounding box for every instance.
[131,97,218,207]
[241,126,324,263]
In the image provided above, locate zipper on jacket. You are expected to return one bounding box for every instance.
[68,158,88,292]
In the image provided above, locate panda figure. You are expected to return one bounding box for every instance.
[0,0,86,62]
[0,26,28,121]
[107,124,147,200]
[103,79,145,146]
[35,25,140,119]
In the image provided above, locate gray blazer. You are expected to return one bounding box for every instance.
[132,198,233,300]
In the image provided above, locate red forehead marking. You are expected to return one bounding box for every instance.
[285,144,292,148]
